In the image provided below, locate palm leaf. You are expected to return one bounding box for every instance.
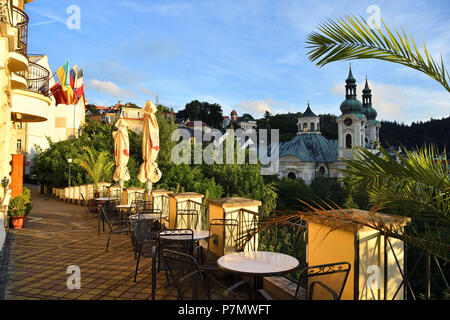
[306,15,450,92]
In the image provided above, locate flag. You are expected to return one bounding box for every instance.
[56,60,76,104]
[75,69,85,102]
[70,64,78,90]
[50,83,68,106]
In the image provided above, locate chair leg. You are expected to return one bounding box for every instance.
[106,233,111,253]
[134,251,141,282]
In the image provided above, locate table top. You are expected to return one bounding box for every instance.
[217,251,299,276]
[95,198,111,201]
[159,230,210,241]
[116,204,132,209]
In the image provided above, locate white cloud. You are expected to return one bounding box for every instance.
[240,98,278,116]
[329,80,450,124]
[88,79,137,99]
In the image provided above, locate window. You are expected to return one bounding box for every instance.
[345,134,352,149]
[303,123,308,132]
[310,123,315,132]
[16,123,23,129]
[287,172,296,180]
[319,167,326,176]
[17,139,22,151]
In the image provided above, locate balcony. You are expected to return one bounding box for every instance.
[5,5,29,72]
[16,60,50,97]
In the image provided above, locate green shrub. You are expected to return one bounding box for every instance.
[8,187,32,217]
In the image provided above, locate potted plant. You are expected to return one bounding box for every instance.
[8,187,32,229]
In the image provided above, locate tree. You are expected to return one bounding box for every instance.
[74,146,115,193]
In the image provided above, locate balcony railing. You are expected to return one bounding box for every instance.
[11,6,29,57]
[16,61,50,96]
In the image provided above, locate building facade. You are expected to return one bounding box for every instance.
[277,68,380,183]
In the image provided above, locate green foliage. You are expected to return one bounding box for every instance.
[306,15,449,92]
[340,143,450,261]
[8,187,32,217]
[176,100,224,129]
[74,146,115,191]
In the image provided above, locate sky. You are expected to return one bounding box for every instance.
[26,0,450,124]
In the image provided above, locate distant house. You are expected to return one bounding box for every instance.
[223,110,257,132]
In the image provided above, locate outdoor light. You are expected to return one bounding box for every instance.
[67,158,73,187]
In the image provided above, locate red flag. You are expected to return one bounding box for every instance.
[50,83,69,105]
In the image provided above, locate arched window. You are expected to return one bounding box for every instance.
[346,134,352,149]
[319,167,326,176]
[316,123,320,131]
[310,123,315,132]
[303,123,308,132]
[287,172,296,180]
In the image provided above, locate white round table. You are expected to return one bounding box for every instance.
[159,230,210,241]
[217,251,299,296]
[95,197,111,201]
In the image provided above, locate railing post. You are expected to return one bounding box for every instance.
[425,252,431,300]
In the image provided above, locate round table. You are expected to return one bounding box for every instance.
[159,230,210,241]
[217,251,299,296]
[95,197,111,202]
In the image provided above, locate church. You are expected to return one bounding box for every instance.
[276,67,381,183]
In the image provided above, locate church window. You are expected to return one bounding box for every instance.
[310,123,315,132]
[303,123,308,132]
[346,134,352,149]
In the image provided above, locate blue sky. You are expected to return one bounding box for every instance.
[26,0,450,124]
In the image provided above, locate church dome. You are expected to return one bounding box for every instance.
[364,106,377,120]
[340,98,362,115]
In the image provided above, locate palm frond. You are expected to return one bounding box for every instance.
[306,15,450,92]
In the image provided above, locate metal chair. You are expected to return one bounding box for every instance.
[132,200,152,214]
[175,209,199,230]
[81,193,97,218]
[258,261,351,300]
[100,205,126,253]
[129,215,158,288]
[201,219,240,268]
[162,249,212,300]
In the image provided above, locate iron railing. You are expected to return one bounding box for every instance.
[16,60,50,96]
[11,6,28,57]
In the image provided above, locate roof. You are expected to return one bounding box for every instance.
[299,105,317,118]
[279,133,338,163]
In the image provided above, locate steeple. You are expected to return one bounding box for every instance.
[362,77,377,120]
[340,65,362,115]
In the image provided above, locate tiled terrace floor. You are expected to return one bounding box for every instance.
[1,185,180,300]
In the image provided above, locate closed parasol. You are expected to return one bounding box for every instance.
[137,100,162,201]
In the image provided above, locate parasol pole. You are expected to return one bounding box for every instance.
[146,180,152,205]
[120,179,124,205]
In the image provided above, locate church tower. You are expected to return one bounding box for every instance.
[337,66,367,160]
[297,102,320,134]
[362,78,380,148]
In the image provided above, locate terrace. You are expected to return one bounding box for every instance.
[1,184,447,301]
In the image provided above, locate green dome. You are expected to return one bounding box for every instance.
[363,106,377,120]
[340,98,362,115]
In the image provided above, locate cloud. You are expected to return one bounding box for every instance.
[329,80,450,124]
[116,1,191,14]
[240,98,279,116]
[88,79,137,99]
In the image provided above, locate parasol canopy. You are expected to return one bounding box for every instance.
[113,118,131,183]
[137,100,162,196]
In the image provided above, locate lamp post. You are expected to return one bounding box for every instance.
[68,158,73,187]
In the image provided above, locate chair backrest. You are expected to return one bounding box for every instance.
[206,219,239,261]
[105,199,117,211]
[133,200,152,213]
[162,249,211,300]
[296,262,351,300]
[129,214,156,252]
[158,229,195,268]
[100,206,115,232]
[175,209,199,230]
[140,209,164,233]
